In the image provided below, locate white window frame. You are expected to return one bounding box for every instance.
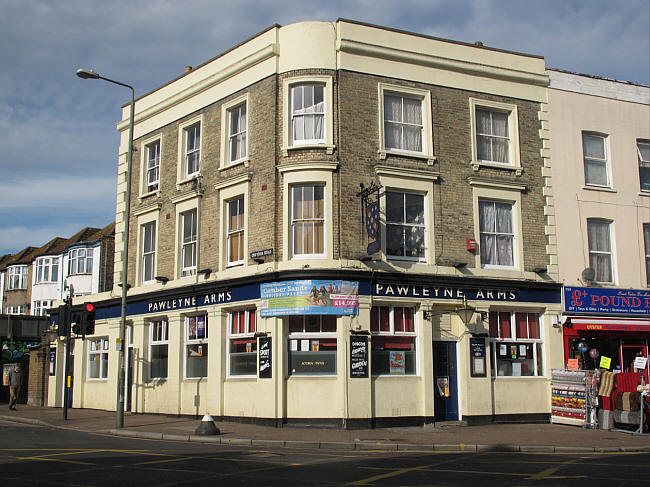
[587,218,615,284]
[290,183,326,259]
[68,247,93,275]
[226,196,245,267]
[370,305,418,376]
[34,257,58,284]
[469,98,521,173]
[87,337,109,380]
[216,175,250,271]
[280,164,335,261]
[180,209,197,278]
[184,314,208,379]
[173,194,200,279]
[637,139,650,193]
[135,204,161,285]
[8,265,28,289]
[378,83,434,164]
[141,221,156,284]
[6,305,26,315]
[470,180,525,272]
[287,315,337,377]
[221,94,249,168]
[478,200,515,269]
[281,76,334,155]
[489,311,544,378]
[385,190,426,262]
[32,300,53,316]
[644,223,650,287]
[140,134,162,196]
[582,132,611,188]
[177,115,203,183]
[227,308,257,378]
[149,319,168,380]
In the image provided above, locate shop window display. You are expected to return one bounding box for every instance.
[489,311,543,377]
[370,306,417,375]
[185,315,208,378]
[287,315,337,376]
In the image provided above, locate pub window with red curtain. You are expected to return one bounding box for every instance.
[228,308,257,376]
[370,306,417,375]
[489,311,543,377]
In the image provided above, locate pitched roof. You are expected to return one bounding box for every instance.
[2,246,39,268]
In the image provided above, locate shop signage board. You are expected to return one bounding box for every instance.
[469,338,486,377]
[350,336,368,378]
[260,280,359,317]
[564,286,650,316]
[258,337,272,379]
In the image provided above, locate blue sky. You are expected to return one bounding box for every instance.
[1,0,648,256]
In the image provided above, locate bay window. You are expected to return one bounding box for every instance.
[149,319,168,379]
[228,308,257,376]
[185,315,207,378]
[489,311,543,377]
[8,265,28,289]
[68,248,93,275]
[288,315,337,376]
[370,306,416,375]
[35,257,59,284]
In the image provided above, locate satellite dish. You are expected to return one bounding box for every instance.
[581,267,595,283]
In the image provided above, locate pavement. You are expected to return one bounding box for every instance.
[1,405,648,453]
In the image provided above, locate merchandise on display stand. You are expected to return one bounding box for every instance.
[551,369,598,428]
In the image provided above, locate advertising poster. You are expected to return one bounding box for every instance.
[258,337,272,379]
[260,280,359,317]
[350,336,368,378]
[469,338,486,377]
[389,351,405,375]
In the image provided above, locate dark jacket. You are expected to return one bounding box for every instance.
[8,368,23,387]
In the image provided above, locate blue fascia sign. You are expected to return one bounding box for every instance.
[564,286,650,316]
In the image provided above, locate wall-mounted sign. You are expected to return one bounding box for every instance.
[49,347,56,376]
[350,336,368,378]
[470,338,487,377]
[564,286,650,316]
[258,337,272,379]
[260,280,359,317]
[250,248,273,259]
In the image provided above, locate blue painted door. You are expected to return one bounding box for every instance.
[433,341,458,421]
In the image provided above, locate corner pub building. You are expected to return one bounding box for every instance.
[49,20,563,427]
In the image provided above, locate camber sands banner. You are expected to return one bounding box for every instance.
[260,280,359,317]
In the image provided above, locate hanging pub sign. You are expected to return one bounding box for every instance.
[350,336,368,378]
[469,337,487,377]
[260,280,359,317]
[258,337,272,379]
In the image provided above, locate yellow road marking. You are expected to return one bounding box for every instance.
[528,458,581,480]
[17,456,95,466]
[348,465,427,485]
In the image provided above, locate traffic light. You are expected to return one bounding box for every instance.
[57,304,70,337]
[80,302,96,335]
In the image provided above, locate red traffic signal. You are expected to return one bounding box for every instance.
[81,302,96,335]
[85,302,95,313]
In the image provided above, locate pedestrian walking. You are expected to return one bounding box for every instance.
[8,364,23,410]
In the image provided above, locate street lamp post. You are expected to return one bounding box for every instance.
[76,68,134,429]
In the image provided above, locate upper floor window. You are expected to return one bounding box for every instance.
[184,122,201,178]
[68,248,93,275]
[383,93,423,153]
[145,140,160,193]
[582,132,610,187]
[141,222,156,284]
[8,265,28,289]
[386,191,425,261]
[228,308,257,377]
[469,98,520,171]
[489,311,543,377]
[180,209,197,277]
[587,218,614,283]
[228,103,247,163]
[6,305,26,315]
[32,300,53,317]
[35,257,58,284]
[479,200,514,268]
[291,84,325,145]
[227,197,244,267]
[291,184,325,258]
[638,140,650,192]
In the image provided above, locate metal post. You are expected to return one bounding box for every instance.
[63,296,71,420]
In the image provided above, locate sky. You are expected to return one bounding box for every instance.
[0,0,648,256]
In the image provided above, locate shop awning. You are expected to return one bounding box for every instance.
[567,317,650,332]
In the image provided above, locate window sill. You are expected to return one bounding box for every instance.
[175,174,202,190]
[225,376,256,381]
[491,375,547,380]
[138,189,161,202]
[379,149,435,166]
[287,375,337,379]
[371,374,418,378]
[219,158,250,171]
[86,378,108,382]
[639,191,650,197]
[471,161,522,175]
[582,185,616,193]
[183,377,208,381]
[282,143,335,156]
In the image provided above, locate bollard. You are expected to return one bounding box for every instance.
[195,414,220,436]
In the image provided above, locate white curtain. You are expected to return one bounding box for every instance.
[476,109,508,163]
[292,85,324,142]
[384,94,422,151]
[480,201,513,266]
[588,220,612,281]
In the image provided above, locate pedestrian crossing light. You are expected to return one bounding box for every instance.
[81,302,96,336]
